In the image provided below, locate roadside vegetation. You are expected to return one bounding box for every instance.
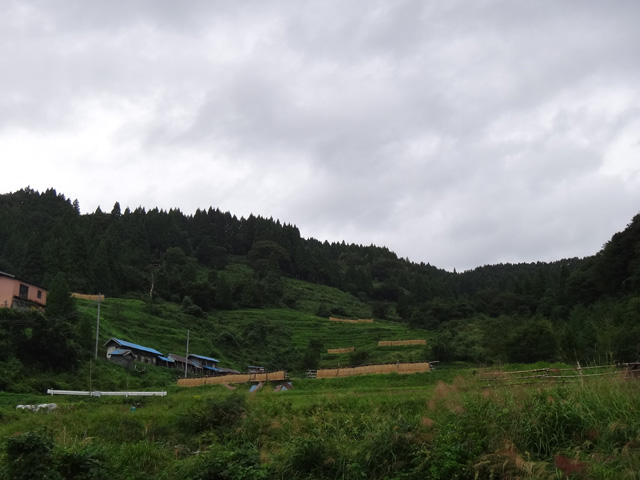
[1,370,639,479]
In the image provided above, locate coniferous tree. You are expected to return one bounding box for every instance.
[46,272,77,320]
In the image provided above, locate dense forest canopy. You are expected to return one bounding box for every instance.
[1,187,640,368]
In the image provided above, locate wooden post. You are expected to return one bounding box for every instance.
[577,361,584,387]
[94,294,101,359]
[184,330,189,378]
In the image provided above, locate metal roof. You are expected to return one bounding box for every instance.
[0,270,48,290]
[203,366,222,372]
[217,367,241,374]
[168,353,201,367]
[105,338,163,356]
[188,353,220,363]
[157,356,174,363]
[110,349,134,357]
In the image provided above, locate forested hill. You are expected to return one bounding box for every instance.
[1,187,640,362]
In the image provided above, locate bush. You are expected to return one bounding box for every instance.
[110,441,173,479]
[282,295,298,309]
[175,443,268,480]
[181,296,204,317]
[315,304,330,318]
[3,431,61,480]
[349,349,371,366]
[180,394,248,434]
[330,306,348,317]
[506,319,557,363]
[280,437,341,478]
[57,446,108,480]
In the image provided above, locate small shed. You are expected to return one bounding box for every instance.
[108,349,135,367]
[247,365,265,374]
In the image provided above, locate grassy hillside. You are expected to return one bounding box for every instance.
[80,274,432,375]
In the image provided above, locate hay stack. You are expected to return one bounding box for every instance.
[329,317,374,324]
[177,370,286,386]
[316,362,430,378]
[378,339,427,347]
[327,347,355,354]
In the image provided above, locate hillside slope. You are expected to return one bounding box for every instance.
[88,275,431,374]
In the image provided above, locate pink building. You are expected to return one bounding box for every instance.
[0,271,47,310]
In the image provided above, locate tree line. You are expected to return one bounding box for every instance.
[1,187,639,366]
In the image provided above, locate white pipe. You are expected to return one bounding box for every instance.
[47,389,167,397]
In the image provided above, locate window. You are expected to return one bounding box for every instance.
[19,284,29,299]
[37,290,42,299]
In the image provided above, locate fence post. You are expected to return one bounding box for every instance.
[577,361,584,387]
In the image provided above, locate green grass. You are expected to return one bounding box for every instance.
[281,277,372,317]
[1,371,639,479]
[75,274,432,374]
[6,262,640,477]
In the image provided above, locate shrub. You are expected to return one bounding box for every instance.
[315,304,330,318]
[280,436,342,478]
[356,418,416,479]
[3,431,62,480]
[110,440,173,479]
[349,349,371,366]
[180,394,248,434]
[174,443,268,480]
[506,319,557,363]
[56,446,108,480]
[330,306,348,317]
[421,413,488,480]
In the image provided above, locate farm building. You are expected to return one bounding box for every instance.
[102,338,236,377]
[188,354,220,375]
[0,271,47,310]
[168,353,202,375]
[108,349,136,367]
[104,338,164,365]
[216,367,241,375]
[156,354,175,368]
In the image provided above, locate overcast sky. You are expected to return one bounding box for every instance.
[2,1,640,271]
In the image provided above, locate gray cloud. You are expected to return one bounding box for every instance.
[2,0,640,270]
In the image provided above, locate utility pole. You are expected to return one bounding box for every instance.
[184,329,190,378]
[94,293,101,359]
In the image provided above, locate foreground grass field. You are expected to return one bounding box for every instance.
[1,368,639,479]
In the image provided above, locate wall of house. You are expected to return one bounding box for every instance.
[19,281,47,306]
[0,276,47,308]
[0,277,14,308]
[109,356,133,368]
[138,353,156,365]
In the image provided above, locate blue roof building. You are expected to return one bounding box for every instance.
[188,354,219,364]
[104,338,164,366]
[187,354,220,375]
